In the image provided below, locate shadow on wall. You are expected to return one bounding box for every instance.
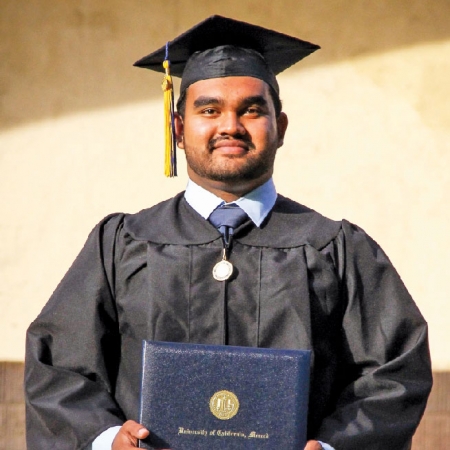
[1,0,450,131]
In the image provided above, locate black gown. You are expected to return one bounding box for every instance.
[25,193,432,450]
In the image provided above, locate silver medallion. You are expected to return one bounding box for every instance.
[213,260,233,281]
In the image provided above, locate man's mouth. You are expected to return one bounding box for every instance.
[209,138,253,154]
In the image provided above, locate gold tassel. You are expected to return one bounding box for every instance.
[162,58,177,177]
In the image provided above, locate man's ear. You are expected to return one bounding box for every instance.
[174,112,184,149]
[276,112,288,148]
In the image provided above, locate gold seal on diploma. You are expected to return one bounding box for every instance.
[209,390,240,420]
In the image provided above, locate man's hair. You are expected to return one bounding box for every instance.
[176,85,283,118]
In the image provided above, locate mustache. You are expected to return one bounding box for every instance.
[208,136,255,151]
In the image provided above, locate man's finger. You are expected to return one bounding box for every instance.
[304,440,323,450]
[112,420,150,449]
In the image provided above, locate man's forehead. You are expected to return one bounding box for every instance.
[186,76,271,100]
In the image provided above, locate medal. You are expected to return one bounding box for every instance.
[213,249,233,281]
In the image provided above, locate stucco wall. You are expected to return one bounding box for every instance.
[1,1,449,368]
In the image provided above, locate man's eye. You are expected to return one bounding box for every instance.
[202,108,218,115]
[244,107,262,115]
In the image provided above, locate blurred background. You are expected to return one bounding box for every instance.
[1,1,449,447]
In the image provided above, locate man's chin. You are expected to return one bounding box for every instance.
[187,156,272,184]
[206,169,267,183]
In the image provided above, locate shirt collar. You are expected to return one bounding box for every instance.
[184,178,277,227]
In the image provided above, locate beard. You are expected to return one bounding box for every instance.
[184,137,278,183]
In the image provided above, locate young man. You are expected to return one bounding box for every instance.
[25,16,432,450]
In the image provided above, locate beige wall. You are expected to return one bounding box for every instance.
[1,1,449,368]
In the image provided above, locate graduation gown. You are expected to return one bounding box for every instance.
[25,193,432,450]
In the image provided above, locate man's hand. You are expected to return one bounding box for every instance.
[111,421,321,450]
[112,420,150,449]
[304,440,323,450]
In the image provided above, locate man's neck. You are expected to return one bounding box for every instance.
[184,178,277,227]
[187,169,273,202]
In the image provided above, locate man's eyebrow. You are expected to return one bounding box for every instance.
[192,95,269,109]
[193,96,224,108]
[241,96,269,107]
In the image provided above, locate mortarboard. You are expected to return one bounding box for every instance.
[134,15,320,177]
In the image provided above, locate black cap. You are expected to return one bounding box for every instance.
[134,15,320,94]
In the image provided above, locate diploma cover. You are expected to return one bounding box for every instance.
[139,341,311,449]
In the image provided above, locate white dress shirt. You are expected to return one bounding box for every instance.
[184,177,277,226]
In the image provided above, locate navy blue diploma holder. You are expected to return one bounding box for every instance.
[139,341,311,449]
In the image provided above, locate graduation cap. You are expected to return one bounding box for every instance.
[134,15,320,177]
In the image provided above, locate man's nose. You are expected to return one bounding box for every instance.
[217,112,245,135]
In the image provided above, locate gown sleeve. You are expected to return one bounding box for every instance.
[316,220,432,450]
[25,213,126,450]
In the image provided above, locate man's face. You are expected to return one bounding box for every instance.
[175,76,288,194]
